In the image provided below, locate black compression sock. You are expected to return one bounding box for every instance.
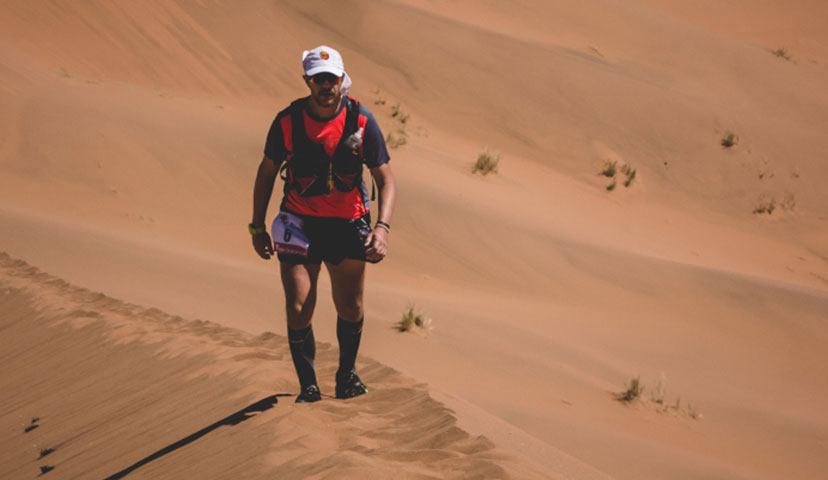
[337,316,363,375]
[288,325,317,389]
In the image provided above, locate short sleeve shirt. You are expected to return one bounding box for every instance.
[264,98,390,219]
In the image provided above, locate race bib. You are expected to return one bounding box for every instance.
[271,212,310,257]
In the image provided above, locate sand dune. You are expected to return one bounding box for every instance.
[2,0,828,479]
[0,253,561,479]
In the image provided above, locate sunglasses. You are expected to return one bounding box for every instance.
[309,73,343,85]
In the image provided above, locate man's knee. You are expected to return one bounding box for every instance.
[285,299,308,317]
[336,297,364,323]
[283,286,317,328]
[280,262,319,324]
[286,291,316,318]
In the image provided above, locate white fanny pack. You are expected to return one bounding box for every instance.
[271,211,310,257]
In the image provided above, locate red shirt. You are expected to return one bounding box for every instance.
[264,98,390,219]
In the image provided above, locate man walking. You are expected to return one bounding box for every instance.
[250,46,396,403]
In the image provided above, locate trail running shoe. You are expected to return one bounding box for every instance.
[335,370,368,399]
[295,384,321,403]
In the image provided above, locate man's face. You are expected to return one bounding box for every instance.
[305,72,343,109]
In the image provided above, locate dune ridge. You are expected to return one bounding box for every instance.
[0,252,556,479]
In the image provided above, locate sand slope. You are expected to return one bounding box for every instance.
[2,1,828,479]
[0,252,563,479]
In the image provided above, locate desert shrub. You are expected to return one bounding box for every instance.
[617,374,701,420]
[624,169,637,187]
[753,198,776,215]
[397,304,432,332]
[771,48,792,60]
[616,377,643,402]
[600,160,617,178]
[601,161,637,190]
[391,103,410,124]
[650,372,666,404]
[687,403,701,420]
[721,132,739,148]
[473,149,500,175]
[386,131,407,149]
[620,164,637,187]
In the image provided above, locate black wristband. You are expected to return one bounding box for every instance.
[375,220,391,233]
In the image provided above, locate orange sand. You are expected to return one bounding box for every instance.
[2,1,827,479]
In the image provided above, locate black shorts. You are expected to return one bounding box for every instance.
[277,212,376,265]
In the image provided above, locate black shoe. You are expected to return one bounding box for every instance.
[335,370,368,399]
[295,384,321,403]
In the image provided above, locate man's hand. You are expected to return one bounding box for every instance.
[252,232,274,259]
[363,227,388,263]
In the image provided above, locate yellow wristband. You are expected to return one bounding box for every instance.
[248,223,267,235]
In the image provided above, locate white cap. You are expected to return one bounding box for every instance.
[302,45,345,77]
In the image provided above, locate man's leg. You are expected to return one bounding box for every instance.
[325,258,368,398]
[280,261,321,401]
[327,258,366,323]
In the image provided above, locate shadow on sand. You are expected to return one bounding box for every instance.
[104,394,290,479]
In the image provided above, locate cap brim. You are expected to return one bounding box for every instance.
[305,66,345,77]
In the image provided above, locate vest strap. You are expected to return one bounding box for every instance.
[283,97,364,197]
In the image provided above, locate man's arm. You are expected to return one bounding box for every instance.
[364,162,396,262]
[251,155,281,259]
[371,163,396,225]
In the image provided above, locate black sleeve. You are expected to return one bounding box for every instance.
[263,115,287,162]
[360,106,391,168]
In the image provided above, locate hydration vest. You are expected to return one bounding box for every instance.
[281,96,364,197]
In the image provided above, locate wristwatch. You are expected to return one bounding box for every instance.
[248,223,267,235]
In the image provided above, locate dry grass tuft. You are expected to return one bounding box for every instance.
[753,193,796,215]
[385,131,407,149]
[601,161,637,190]
[473,149,500,175]
[397,304,432,333]
[377,96,411,149]
[616,374,702,420]
[616,377,643,402]
[600,160,617,178]
[721,132,739,148]
[391,103,410,124]
[650,371,667,405]
[771,48,792,60]
[753,197,776,215]
[621,164,637,187]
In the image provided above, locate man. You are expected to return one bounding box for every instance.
[250,46,396,403]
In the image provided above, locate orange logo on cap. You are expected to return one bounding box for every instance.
[320,51,330,60]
